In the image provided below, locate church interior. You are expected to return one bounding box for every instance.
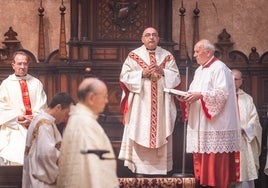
[0,0,268,187]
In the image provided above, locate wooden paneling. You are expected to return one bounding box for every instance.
[0,166,22,188]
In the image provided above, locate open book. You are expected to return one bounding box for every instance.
[164,88,188,97]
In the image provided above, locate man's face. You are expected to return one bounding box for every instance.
[141,27,159,50]
[193,45,210,65]
[12,54,29,76]
[92,86,109,115]
[232,71,243,90]
[57,106,72,124]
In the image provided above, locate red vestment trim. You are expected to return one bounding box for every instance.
[179,101,187,122]
[149,52,157,148]
[19,80,32,115]
[235,94,240,182]
[119,82,129,125]
[120,51,172,148]
[193,152,236,188]
[202,56,218,68]
[201,99,211,120]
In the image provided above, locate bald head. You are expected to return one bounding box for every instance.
[231,69,242,78]
[78,78,106,101]
[77,77,108,115]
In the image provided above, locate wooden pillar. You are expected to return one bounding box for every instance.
[80,0,89,40]
[59,0,68,59]
[38,1,45,62]
[179,1,187,61]
[192,2,200,60]
[70,0,79,41]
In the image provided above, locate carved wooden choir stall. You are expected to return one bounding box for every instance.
[0,0,267,187]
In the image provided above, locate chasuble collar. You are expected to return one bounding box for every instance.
[202,56,218,68]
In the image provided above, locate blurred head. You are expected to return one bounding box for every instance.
[141,27,159,50]
[77,77,108,115]
[48,92,74,124]
[12,51,29,77]
[232,69,243,91]
[193,39,215,65]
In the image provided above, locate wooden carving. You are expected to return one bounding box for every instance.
[108,0,138,31]
[1,27,21,61]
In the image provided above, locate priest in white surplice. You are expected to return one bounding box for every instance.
[0,51,47,165]
[231,69,262,188]
[118,27,181,175]
[22,92,73,188]
[177,39,241,188]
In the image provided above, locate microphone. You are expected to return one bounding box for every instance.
[81,149,138,186]
[80,149,110,159]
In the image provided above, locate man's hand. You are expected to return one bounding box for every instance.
[142,67,152,78]
[175,95,187,102]
[184,92,202,104]
[143,64,164,79]
[17,115,33,129]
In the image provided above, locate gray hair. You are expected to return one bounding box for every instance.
[198,39,215,53]
[12,51,29,63]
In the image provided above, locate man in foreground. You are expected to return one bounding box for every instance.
[57,78,119,188]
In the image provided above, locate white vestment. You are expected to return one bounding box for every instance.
[185,57,241,187]
[119,45,181,174]
[22,111,61,188]
[57,103,119,188]
[186,58,240,154]
[236,89,262,186]
[0,74,47,164]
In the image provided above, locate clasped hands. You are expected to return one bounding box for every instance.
[142,64,164,79]
[17,115,33,129]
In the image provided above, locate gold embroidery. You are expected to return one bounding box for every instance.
[24,119,56,156]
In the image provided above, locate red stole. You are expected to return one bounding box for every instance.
[19,80,32,115]
[234,93,240,182]
[149,52,157,148]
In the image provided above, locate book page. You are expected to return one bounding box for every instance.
[163,88,188,97]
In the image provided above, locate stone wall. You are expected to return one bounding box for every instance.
[0,0,267,59]
[0,0,70,60]
[173,0,268,57]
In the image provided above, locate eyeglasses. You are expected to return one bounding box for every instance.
[143,33,158,38]
[234,78,242,81]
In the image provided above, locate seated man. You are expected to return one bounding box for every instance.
[0,51,47,165]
